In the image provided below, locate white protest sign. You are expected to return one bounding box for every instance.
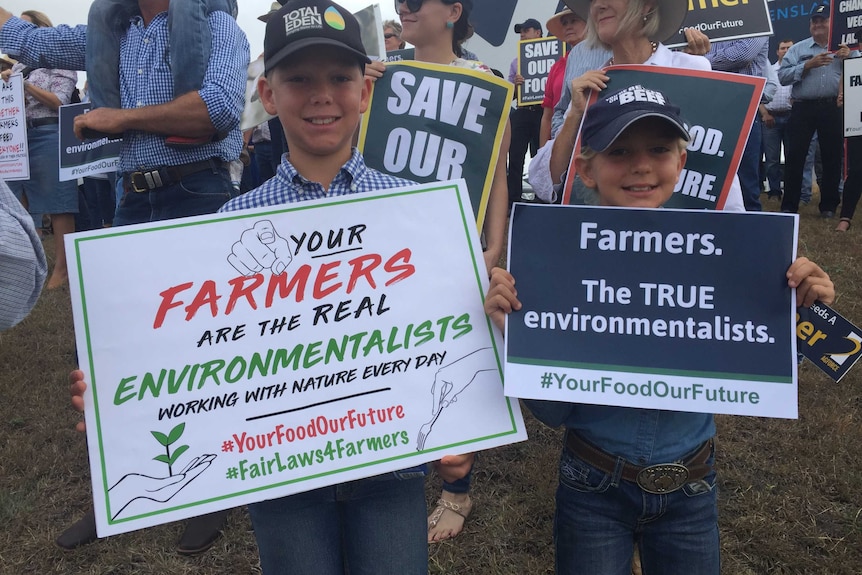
[845,57,862,137]
[67,180,526,537]
[0,74,29,181]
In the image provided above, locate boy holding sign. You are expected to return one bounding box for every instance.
[70,0,471,572]
[485,87,835,574]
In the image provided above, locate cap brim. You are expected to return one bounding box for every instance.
[265,38,371,73]
[587,111,690,152]
[563,0,689,44]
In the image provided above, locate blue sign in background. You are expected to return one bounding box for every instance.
[507,204,797,381]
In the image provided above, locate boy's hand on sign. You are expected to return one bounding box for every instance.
[787,256,835,307]
[69,369,87,433]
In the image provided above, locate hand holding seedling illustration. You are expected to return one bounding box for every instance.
[228,220,293,276]
[107,423,216,520]
[417,348,496,450]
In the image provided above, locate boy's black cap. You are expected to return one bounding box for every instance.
[264,0,370,74]
[811,4,829,18]
[514,18,542,34]
[581,86,690,152]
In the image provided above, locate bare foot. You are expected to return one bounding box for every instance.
[427,491,471,543]
[46,272,68,290]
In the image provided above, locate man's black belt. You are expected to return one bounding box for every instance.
[125,158,223,192]
[26,117,59,128]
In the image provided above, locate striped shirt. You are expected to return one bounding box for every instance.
[0,11,249,172]
[0,179,46,330]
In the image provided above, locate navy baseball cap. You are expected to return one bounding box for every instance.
[514,18,543,34]
[811,4,829,19]
[581,86,690,152]
[264,0,370,73]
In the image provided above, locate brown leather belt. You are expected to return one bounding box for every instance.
[565,430,713,494]
[125,158,223,192]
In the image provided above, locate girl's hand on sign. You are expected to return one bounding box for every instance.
[787,256,835,307]
[435,453,475,483]
[484,267,521,333]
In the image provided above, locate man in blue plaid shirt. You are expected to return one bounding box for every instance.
[0,0,249,554]
[0,1,249,226]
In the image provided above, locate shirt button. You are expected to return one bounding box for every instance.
[138,69,143,75]
[136,101,143,107]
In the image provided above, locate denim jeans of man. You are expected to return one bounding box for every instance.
[763,113,788,197]
[248,473,427,575]
[86,0,238,109]
[781,100,843,214]
[113,168,235,226]
[554,444,719,575]
[738,114,763,211]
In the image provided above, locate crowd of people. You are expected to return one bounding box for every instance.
[0,0,854,573]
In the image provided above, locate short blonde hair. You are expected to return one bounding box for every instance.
[21,10,52,28]
[585,0,659,49]
[383,20,406,50]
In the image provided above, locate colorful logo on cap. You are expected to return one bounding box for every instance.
[324,6,346,31]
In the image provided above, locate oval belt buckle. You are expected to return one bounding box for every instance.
[636,463,689,494]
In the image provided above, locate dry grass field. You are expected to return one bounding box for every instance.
[2,196,862,574]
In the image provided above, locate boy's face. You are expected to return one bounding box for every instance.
[259,46,370,161]
[576,118,686,209]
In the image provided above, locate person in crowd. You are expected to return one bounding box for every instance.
[383,19,406,51]
[533,0,743,213]
[0,178,46,330]
[836,60,861,231]
[84,0,237,147]
[70,1,472,572]
[761,39,817,205]
[0,0,249,553]
[706,37,775,211]
[540,7,587,146]
[778,4,858,217]
[486,83,836,575]
[1,10,77,290]
[366,0,510,542]
[508,17,544,205]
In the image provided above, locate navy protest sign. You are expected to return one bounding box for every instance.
[665,0,772,48]
[797,302,862,382]
[382,48,416,62]
[505,204,800,418]
[517,37,566,106]
[563,66,764,210]
[830,0,862,50]
[358,61,512,231]
[58,103,122,181]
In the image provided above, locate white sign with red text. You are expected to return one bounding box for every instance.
[67,180,525,537]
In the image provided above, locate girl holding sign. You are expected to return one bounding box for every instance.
[366,0,511,542]
[486,86,836,574]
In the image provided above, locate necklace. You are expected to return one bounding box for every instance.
[608,41,658,65]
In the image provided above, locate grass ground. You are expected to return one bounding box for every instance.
[2,194,862,574]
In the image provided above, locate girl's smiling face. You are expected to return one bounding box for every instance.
[576,118,687,209]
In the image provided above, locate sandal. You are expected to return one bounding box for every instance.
[836,218,852,232]
[427,493,472,543]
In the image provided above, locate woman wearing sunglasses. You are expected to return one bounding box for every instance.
[367,0,510,545]
[383,19,406,52]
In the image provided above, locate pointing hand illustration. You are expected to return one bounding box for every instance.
[228,220,293,276]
